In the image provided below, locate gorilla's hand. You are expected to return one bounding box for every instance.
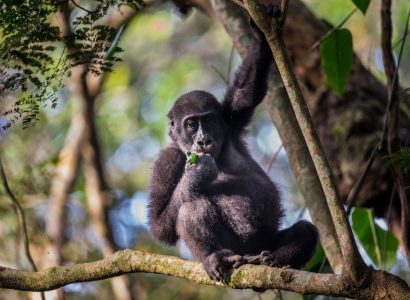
[185,154,218,184]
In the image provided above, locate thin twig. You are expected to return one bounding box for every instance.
[231,0,245,9]
[279,0,290,25]
[379,2,410,149]
[266,144,283,172]
[380,0,397,150]
[368,209,382,265]
[393,30,409,49]
[210,64,229,85]
[309,8,357,52]
[296,207,306,221]
[0,159,45,300]
[227,44,235,84]
[0,160,37,272]
[346,146,379,214]
[71,0,92,13]
[383,183,396,270]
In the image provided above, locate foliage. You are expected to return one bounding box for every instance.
[352,0,371,15]
[0,0,143,129]
[2,1,410,298]
[352,208,399,269]
[384,148,410,172]
[320,29,353,94]
[317,0,371,93]
[304,245,326,272]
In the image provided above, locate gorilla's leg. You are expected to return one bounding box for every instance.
[270,220,318,268]
[234,220,318,269]
[177,199,242,281]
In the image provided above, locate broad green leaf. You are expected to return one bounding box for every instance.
[304,244,325,272]
[352,208,398,269]
[352,0,371,14]
[320,29,353,94]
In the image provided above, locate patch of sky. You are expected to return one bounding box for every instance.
[140,94,163,123]
[110,192,149,248]
[255,124,283,157]
[64,282,96,295]
[112,132,160,173]
[0,116,8,140]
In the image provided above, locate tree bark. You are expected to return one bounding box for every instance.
[1,250,409,299]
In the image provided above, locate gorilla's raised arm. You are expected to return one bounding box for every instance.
[222,22,273,133]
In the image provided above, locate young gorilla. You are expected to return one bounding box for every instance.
[148,19,318,281]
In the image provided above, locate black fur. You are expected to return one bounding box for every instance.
[148,21,318,281]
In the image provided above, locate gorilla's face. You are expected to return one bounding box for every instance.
[168,90,226,158]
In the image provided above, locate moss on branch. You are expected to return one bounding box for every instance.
[0,250,408,298]
[0,250,349,296]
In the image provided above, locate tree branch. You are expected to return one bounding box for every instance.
[44,113,85,300]
[380,0,410,265]
[0,250,409,299]
[46,113,84,265]
[0,159,45,300]
[242,0,368,283]
[0,160,38,273]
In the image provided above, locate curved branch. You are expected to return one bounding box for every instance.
[0,160,38,273]
[0,250,409,299]
[71,0,92,13]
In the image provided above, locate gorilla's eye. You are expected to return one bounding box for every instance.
[186,119,197,130]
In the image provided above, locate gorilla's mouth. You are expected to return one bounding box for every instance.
[191,145,214,154]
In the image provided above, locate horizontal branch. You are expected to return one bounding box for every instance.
[0,250,344,295]
[1,250,409,298]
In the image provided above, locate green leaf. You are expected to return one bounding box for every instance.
[105,25,125,60]
[191,152,199,165]
[304,244,325,272]
[352,208,398,269]
[352,0,371,14]
[320,29,354,94]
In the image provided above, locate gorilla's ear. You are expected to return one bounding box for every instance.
[168,118,176,139]
[167,109,175,129]
[168,118,176,132]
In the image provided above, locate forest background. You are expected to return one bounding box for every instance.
[1,0,410,299]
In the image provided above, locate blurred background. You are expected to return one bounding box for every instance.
[0,0,409,299]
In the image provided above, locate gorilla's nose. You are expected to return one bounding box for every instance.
[194,137,213,153]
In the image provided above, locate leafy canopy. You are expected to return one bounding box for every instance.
[0,0,143,129]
